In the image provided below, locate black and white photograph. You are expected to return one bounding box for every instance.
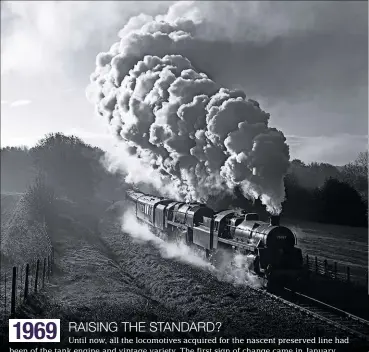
[1,1,368,351]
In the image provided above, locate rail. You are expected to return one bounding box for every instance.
[243,283,369,343]
[282,287,369,341]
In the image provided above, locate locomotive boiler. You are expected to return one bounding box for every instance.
[126,189,303,286]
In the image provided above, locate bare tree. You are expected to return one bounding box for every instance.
[355,151,368,176]
[341,151,368,207]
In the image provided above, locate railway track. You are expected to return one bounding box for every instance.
[255,285,369,343]
[210,247,369,343]
[283,288,369,340]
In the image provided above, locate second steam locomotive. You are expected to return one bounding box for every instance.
[126,189,303,286]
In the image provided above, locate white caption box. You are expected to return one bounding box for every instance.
[9,319,60,343]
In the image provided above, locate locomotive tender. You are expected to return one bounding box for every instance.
[126,189,303,284]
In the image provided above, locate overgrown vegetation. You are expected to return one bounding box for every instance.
[1,182,52,265]
[1,133,126,205]
[0,133,127,264]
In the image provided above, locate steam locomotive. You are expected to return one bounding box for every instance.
[126,189,303,287]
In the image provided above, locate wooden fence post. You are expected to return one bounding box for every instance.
[29,262,33,290]
[49,251,52,276]
[19,265,23,303]
[47,255,50,280]
[11,267,17,317]
[0,273,2,318]
[43,258,46,288]
[4,274,7,316]
[346,266,350,283]
[334,262,337,280]
[315,256,318,273]
[24,264,30,300]
[52,247,55,273]
[324,259,328,276]
[34,260,40,293]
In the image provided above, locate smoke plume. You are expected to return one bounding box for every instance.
[87,2,290,214]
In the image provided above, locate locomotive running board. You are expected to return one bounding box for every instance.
[166,220,187,230]
[217,238,256,252]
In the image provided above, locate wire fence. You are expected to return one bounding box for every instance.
[0,248,55,319]
[303,254,368,287]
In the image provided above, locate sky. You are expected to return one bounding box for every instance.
[1,1,368,166]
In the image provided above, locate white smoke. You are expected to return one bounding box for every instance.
[121,208,213,269]
[121,208,262,288]
[87,3,290,214]
[230,253,263,288]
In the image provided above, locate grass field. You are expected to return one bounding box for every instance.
[285,218,368,283]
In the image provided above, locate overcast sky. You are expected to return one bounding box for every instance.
[1,1,368,165]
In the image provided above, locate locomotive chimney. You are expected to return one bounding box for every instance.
[270,215,280,226]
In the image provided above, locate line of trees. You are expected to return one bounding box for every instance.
[1,134,367,227]
[283,153,368,226]
[210,153,368,227]
[283,172,367,227]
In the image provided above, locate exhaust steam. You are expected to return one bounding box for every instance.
[87,3,290,214]
[121,208,262,288]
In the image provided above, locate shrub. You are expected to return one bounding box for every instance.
[23,173,56,230]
